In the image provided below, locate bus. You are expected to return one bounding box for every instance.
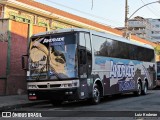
[22,28,156,105]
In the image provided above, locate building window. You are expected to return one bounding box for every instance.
[33,15,37,24]
[0,5,3,18]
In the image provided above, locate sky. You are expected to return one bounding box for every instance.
[35,0,160,28]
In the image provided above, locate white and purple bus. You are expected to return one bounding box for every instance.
[22,28,156,105]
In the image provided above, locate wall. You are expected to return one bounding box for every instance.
[6,20,47,95]
[0,19,9,95]
[6,20,29,95]
[0,42,7,95]
[0,42,7,78]
[0,19,47,95]
[33,25,46,34]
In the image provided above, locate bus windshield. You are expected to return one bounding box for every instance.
[28,33,78,80]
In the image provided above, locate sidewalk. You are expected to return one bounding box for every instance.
[0,95,49,111]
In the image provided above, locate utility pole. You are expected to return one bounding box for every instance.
[123,0,160,39]
[124,0,129,38]
[125,0,128,28]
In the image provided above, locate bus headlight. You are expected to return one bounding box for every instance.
[28,85,37,89]
[60,80,79,88]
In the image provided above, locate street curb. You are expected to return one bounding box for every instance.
[0,101,50,111]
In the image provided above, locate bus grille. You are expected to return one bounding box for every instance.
[37,84,61,88]
[50,84,61,88]
[37,85,47,88]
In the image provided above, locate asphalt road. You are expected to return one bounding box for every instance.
[4,89,160,120]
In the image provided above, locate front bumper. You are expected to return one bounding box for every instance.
[27,80,80,101]
[28,88,79,101]
[27,80,79,90]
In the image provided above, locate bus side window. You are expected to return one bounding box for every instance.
[85,33,92,76]
[79,32,86,65]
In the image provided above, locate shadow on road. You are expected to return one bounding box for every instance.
[153,86,160,90]
[33,91,154,109]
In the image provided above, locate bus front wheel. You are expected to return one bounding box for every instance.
[90,84,101,104]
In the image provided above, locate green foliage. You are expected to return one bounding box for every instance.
[154,45,160,55]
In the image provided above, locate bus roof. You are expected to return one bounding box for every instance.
[32,28,154,50]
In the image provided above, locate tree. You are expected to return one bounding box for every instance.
[154,45,160,55]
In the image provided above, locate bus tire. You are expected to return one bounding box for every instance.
[134,82,142,96]
[142,81,147,95]
[90,84,100,105]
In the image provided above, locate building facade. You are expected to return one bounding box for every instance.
[128,16,152,41]
[126,16,160,43]
[0,0,156,95]
[149,19,160,42]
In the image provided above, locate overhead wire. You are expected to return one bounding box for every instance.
[140,0,160,17]
[41,0,123,27]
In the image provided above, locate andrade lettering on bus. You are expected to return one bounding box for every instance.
[110,61,135,78]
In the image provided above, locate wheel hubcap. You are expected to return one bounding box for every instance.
[138,84,141,95]
[144,85,147,93]
[93,88,100,102]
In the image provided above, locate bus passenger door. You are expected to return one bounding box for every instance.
[79,33,92,78]
[79,48,87,77]
[79,32,92,99]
